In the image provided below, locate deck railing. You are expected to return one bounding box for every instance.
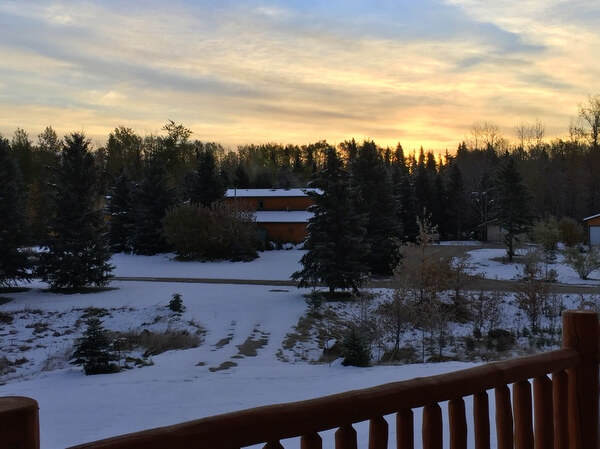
[2,310,599,449]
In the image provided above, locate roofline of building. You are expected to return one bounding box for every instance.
[225,188,320,198]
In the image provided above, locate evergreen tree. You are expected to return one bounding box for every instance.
[432,172,447,238]
[71,317,118,375]
[493,155,534,261]
[234,163,250,188]
[105,126,143,182]
[0,137,31,287]
[351,140,401,274]
[414,148,435,220]
[292,148,369,293]
[37,133,113,289]
[10,128,34,186]
[129,155,176,255]
[341,327,371,367]
[107,172,132,253]
[28,127,61,242]
[391,144,418,241]
[445,163,466,239]
[183,149,225,206]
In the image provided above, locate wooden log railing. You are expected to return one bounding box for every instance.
[2,310,599,449]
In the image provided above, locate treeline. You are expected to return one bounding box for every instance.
[1,94,600,282]
[4,118,600,245]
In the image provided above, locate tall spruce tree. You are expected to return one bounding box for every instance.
[391,144,418,241]
[37,133,113,289]
[292,148,369,293]
[445,163,466,239]
[493,155,533,261]
[29,127,61,243]
[107,172,132,253]
[351,140,401,274]
[0,137,31,287]
[129,155,175,255]
[183,149,225,206]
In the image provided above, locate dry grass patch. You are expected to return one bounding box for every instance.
[111,329,202,357]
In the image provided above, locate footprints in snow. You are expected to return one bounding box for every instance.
[204,321,270,372]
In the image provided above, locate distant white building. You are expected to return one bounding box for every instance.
[583,213,600,246]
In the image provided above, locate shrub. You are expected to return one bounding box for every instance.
[564,246,600,279]
[486,329,515,352]
[162,202,259,261]
[168,293,185,313]
[530,217,560,263]
[0,311,13,324]
[558,217,586,247]
[380,346,418,364]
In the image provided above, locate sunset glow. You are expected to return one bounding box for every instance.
[1,1,599,153]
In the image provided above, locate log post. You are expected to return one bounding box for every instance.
[396,409,414,449]
[0,396,40,449]
[473,391,490,449]
[552,370,569,449]
[368,416,388,449]
[562,310,599,449]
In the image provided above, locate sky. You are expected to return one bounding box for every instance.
[0,1,599,154]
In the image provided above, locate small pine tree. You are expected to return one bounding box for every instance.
[341,327,371,367]
[71,317,118,375]
[168,293,185,313]
[37,133,113,289]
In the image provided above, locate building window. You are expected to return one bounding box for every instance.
[258,199,265,210]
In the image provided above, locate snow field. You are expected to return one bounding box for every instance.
[0,246,597,448]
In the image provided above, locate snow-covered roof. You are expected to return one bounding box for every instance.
[225,188,320,198]
[254,211,313,223]
[583,213,600,221]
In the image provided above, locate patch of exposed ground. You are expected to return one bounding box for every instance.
[279,302,346,362]
[236,327,269,357]
[213,336,233,350]
[208,361,238,372]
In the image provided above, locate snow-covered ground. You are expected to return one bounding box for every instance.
[0,245,597,448]
[111,248,304,280]
[467,246,600,285]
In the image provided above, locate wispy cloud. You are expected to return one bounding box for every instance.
[0,0,599,152]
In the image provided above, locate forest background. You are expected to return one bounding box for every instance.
[2,94,600,265]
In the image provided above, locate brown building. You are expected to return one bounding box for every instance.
[225,188,317,244]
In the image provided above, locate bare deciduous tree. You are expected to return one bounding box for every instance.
[515,252,550,333]
[377,287,411,357]
[469,121,509,151]
[515,119,545,150]
[578,93,600,150]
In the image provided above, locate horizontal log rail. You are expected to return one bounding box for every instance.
[1,310,598,449]
[67,348,581,449]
